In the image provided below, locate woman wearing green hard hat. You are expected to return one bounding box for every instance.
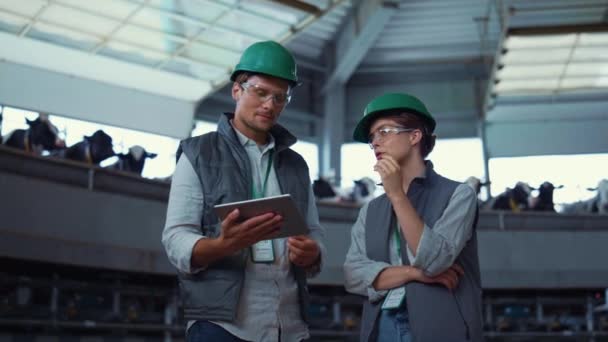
[163,40,325,342]
[344,93,483,341]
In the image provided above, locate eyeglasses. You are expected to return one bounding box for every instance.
[240,82,291,106]
[368,126,416,149]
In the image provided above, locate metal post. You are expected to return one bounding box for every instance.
[587,294,594,332]
[51,275,59,320]
[16,286,31,307]
[479,119,492,199]
[87,168,95,191]
[536,298,544,327]
[164,293,177,342]
[112,289,120,320]
[485,301,493,328]
[477,0,512,200]
[332,301,342,328]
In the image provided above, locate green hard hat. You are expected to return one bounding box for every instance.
[230,41,298,86]
[352,93,436,143]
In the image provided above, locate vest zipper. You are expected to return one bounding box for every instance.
[452,292,471,340]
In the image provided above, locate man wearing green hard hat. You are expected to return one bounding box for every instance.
[163,41,325,342]
[344,93,483,341]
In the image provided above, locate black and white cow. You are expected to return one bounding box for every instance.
[53,129,115,165]
[107,145,157,175]
[312,177,337,199]
[598,179,608,214]
[529,181,563,212]
[2,114,65,154]
[346,177,377,203]
[489,182,534,212]
[561,179,608,215]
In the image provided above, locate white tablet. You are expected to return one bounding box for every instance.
[213,194,309,239]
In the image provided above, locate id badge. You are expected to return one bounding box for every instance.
[381,287,406,310]
[251,240,275,263]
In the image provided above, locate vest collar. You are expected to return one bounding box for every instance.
[410,160,438,188]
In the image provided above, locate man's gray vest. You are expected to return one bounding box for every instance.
[176,113,311,322]
[361,163,484,342]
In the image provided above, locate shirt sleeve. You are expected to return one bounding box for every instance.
[407,183,477,276]
[343,203,391,303]
[303,184,326,277]
[161,155,206,274]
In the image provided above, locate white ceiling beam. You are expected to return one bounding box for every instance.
[0,61,194,138]
[0,31,211,102]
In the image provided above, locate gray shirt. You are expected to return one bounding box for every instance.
[163,128,325,342]
[344,183,477,302]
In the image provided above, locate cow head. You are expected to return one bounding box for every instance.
[85,130,115,164]
[512,182,534,209]
[588,179,608,214]
[26,114,65,152]
[600,180,608,213]
[128,145,157,161]
[115,145,157,175]
[529,181,564,211]
[312,177,337,198]
[351,177,377,202]
[538,181,563,201]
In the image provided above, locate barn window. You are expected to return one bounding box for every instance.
[490,154,608,206]
[0,105,180,179]
[191,120,217,137]
[291,140,319,184]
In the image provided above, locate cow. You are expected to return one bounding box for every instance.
[561,179,608,215]
[344,177,377,204]
[312,177,337,199]
[598,179,608,214]
[489,182,534,212]
[106,145,157,175]
[2,114,65,154]
[52,129,115,165]
[529,181,563,212]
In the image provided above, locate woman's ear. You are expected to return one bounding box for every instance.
[410,129,423,145]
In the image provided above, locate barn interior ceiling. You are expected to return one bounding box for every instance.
[0,0,344,101]
[0,0,607,158]
[492,25,608,99]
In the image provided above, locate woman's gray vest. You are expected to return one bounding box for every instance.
[176,113,312,322]
[361,164,484,342]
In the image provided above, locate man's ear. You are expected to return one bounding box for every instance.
[231,82,241,101]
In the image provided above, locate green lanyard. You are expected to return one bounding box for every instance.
[393,223,402,261]
[251,149,274,199]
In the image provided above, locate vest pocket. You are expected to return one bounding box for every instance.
[179,271,242,321]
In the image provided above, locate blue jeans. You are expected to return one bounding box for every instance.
[375,309,412,342]
[187,321,248,342]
